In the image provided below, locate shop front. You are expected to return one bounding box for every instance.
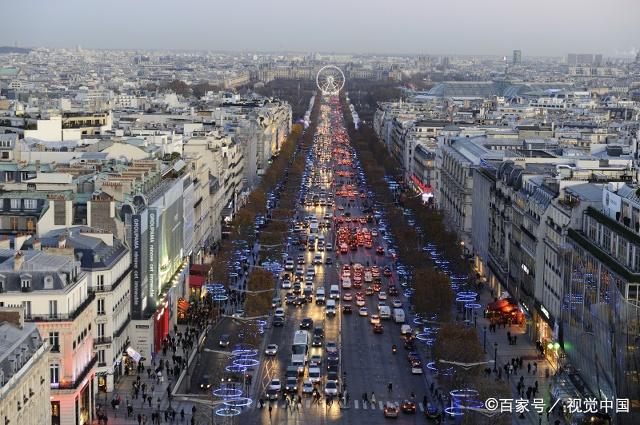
[485,297,525,326]
[534,303,562,371]
[153,300,170,353]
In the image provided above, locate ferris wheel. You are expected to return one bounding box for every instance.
[316,65,345,96]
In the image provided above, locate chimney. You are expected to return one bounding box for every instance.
[35,159,41,173]
[58,234,66,249]
[14,252,24,271]
[33,239,41,250]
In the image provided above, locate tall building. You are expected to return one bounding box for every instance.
[512,50,522,65]
[0,309,51,425]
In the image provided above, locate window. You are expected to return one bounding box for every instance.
[48,300,58,318]
[20,171,29,181]
[97,323,105,339]
[5,171,13,181]
[21,278,31,291]
[49,363,59,385]
[26,218,35,232]
[10,198,20,209]
[24,199,37,209]
[97,298,105,315]
[97,349,105,365]
[49,332,59,352]
[22,301,31,319]
[10,217,18,231]
[97,275,105,291]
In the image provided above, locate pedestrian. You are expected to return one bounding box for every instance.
[180,408,185,422]
[138,414,142,425]
[387,382,393,393]
[268,404,273,417]
[363,392,368,404]
[507,331,511,343]
[528,362,532,374]
[423,395,428,408]
[371,392,376,405]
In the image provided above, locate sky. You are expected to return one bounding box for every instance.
[2,0,639,57]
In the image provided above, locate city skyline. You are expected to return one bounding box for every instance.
[3,0,639,57]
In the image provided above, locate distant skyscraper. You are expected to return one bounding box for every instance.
[512,50,522,65]
[440,56,450,70]
[576,53,594,65]
[567,53,577,65]
[594,54,603,66]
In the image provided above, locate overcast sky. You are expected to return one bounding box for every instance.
[3,0,639,56]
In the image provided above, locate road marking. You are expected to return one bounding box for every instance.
[419,402,425,412]
[305,399,311,408]
[362,401,368,410]
[353,400,359,409]
[379,401,384,410]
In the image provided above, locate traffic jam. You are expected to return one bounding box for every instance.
[263,94,435,421]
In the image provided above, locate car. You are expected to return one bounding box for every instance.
[285,376,298,392]
[376,246,385,255]
[294,297,308,306]
[401,400,416,413]
[425,403,441,420]
[378,291,388,300]
[274,308,285,318]
[400,324,412,336]
[359,307,369,316]
[410,360,423,374]
[342,292,352,301]
[281,280,292,289]
[219,334,230,347]
[266,387,279,400]
[198,375,212,390]
[285,260,294,271]
[232,309,245,318]
[392,299,402,308]
[302,379,314,395]
[300,318,314,329]
[312,335,323,347]
[268,378,281,391]
[309,354,322,367]
[373,323,384,334]
[273,316,285,327]
[383,267,392,277]
[370,314,381,325]
[324,380,338,396]
[388,285,399,296]
[342,304,353,314]
[265,344,278,356]
[355,297,366,307]
[383,403,399,418]
[308,367,321,383]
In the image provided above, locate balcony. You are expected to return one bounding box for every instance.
[94,266,132,293]
[31,291,95,322]
[53,355,97,391]
[94,337,112,346]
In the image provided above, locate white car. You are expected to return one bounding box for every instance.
[359,307,369,316]
[378,291,387,300]
[265,344,278,356]
[342,292,352,301]
[268,378,281,391]
[274,308,285,318]
[285,260,294,271]
[325,341,338,354]
[392,299,402,308]
[356,298,366,307]
[370,314,381,325]
[324,380,338,396]
[281,280,292,289]
[308,367,321,383]
[302,379,314,395]
[313,254,323,265]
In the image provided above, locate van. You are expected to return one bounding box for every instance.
[315,287,326,305]
[329,284,340,299]
[379,305,391,320]
[291,354,305,375]
[393,308,405,323]
[326,299,336,316]
[341,277,352,289]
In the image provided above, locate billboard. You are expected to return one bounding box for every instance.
[131,214,143,318]
[148,209,158,301]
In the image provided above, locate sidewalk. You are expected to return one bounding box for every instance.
[475,285,561,425]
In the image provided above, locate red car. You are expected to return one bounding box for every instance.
[373,323,384,334]
[383,267,392,277]
[401,400,416,413]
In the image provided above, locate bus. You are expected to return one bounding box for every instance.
[292,330,309,362]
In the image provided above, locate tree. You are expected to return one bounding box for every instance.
[413,268,455,322]
[166,79,190,96]
[192,82,222,99]
[433,324,485,391]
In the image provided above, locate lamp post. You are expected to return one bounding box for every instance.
[493,342,498,373]
[483,326,487,353]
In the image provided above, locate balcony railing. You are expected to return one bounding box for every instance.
[94,337,112,346]
[52,355,97,391]
[93,266,132,293]
[31,291,95,322]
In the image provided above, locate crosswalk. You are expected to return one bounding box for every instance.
[257,399,427,412]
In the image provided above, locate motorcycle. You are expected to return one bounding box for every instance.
[392,344,397,354]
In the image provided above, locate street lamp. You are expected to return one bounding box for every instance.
[493,342,498,373]
[483,326,487,353]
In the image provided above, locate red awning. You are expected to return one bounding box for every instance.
[189,275,205,288]
[190,263,211,275]
[487,299,510,311]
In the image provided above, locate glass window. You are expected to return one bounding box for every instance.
[24,199,37,209]
[10,198,20,209]
[49,332,59,352]
[49,363,59,384]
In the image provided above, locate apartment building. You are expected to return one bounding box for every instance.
[0,249,96,425]
[0,310,50,425]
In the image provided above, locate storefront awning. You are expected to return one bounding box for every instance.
[189,275,205,288]
[190,263,212,275]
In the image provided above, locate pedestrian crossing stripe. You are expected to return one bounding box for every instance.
[259,400,427,411]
